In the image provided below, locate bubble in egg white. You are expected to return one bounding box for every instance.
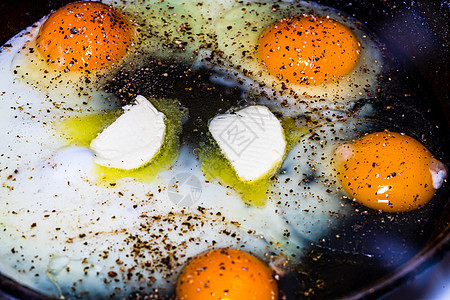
[39,146,95,184]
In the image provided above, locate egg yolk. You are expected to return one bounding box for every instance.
[257,15,360,85]
[36,1,132,71]
[176,248,278,300]
[335,131,447,212]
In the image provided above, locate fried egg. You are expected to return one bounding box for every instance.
[203,0,383,113]
[10,1,134,112]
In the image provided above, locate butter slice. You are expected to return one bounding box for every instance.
[90,95,166,169]
[209,105,286,181]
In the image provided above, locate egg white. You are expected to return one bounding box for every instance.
[102,0,220,63]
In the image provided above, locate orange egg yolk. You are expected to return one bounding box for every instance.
[176,248,278,300]
[335,131,446,212]
[257,15,360,85]
[36,1,132,72]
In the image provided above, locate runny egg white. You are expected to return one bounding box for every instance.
[108,0,211,62]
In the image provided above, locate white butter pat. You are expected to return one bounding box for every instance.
[209,105,286,181]
[90,95,166,170]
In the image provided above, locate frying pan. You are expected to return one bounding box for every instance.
[0,0,448,299]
